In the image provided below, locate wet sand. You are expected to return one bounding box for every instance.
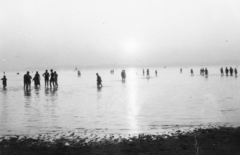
[1,126,240,155]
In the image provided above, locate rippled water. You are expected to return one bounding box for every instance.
[0,67,240,136]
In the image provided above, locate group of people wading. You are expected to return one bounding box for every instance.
[23,69,58,90]
[188,67,238,77]
[220,67,238,76]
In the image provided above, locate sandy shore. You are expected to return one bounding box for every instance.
[0,126,240,155]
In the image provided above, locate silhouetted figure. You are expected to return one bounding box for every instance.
[78,70,81,76]
[24,71,31,90]
[190,69,194,76]
[225,67,229,76]
[220,67,224,76]
[54,71,58,87]
[180,68,182,73]
[143,69,145,76]
[229,67,233,76]
[121,70,126,81]
[146,69,150,77]
[205,68,208,76]
[1,75,7,89]
[200,68,205,76]
[96,73,102,88]
[235,68,238,77]
[155,70,158,76]
[42,70,50,87]
[50,69,55,88]
[33,71,40,87]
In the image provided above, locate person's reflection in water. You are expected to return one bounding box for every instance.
[45,87,50,97]
[97,86,102,103]
[50,87,58,96]
[24,89,32,106]
[50,87,58,104]
[34,86,40,98]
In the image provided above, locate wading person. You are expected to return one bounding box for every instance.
[50,69,55,88]
[191,69,194,76]
[24,71,31,90]
[54,71,58,87]
[1,75,7,89]
[220,67,224,76]
[121,70,126,81]
[42,70,50,87]
[146,69,150,78]
[225,67,229,76]
[96,73,102,88]
[33,71,40,87]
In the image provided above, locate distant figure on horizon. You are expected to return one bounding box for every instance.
[155,70,158,76]
[200,68,205,76]
[50,69,55,88]
[42,70,50,87]
[143,69,145,76]
[190,69,194,76]
[225,67,229,76]
[121,70,126,81]
[78,70,81,76]
[96,73,102,88]
[110,70,114,74]
[1,75,7,89]
[205,68,208,76]
[220,67,224,76]
[54,71,58,87]
[180,68,182,73]
[146,69,150,78]
[229,67,233,76]
[33,71,40,87]
[234,68,238,77]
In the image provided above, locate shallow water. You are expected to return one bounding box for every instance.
[0,66,240,136]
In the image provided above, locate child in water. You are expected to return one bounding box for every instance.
[1,75,7,89]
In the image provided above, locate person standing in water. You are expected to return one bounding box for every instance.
[42,70,50,87]
[180,68,182,74]
[205,68,208,76]
[225,67,229,76]
[146,69,150,78]
[190,69,194,76]
[220,67,224,76]
[1,75,7,89]
[143,69,145,76]
[50,69,55,88]
[54,71,58,87]
[155,70,158,76]
[235,68,238,77]
[33,71,40,87]
[229,67,233,76]
[24,71,31,90]
[96,73,102,88]
[121,70,126,81]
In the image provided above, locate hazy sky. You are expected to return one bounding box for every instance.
[1,0,240,70]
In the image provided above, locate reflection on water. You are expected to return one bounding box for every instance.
[1,67,240,136]
[127,69,139,134]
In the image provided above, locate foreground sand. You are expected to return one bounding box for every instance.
[0,126,240,155]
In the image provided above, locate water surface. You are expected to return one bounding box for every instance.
[0,67,240,136]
